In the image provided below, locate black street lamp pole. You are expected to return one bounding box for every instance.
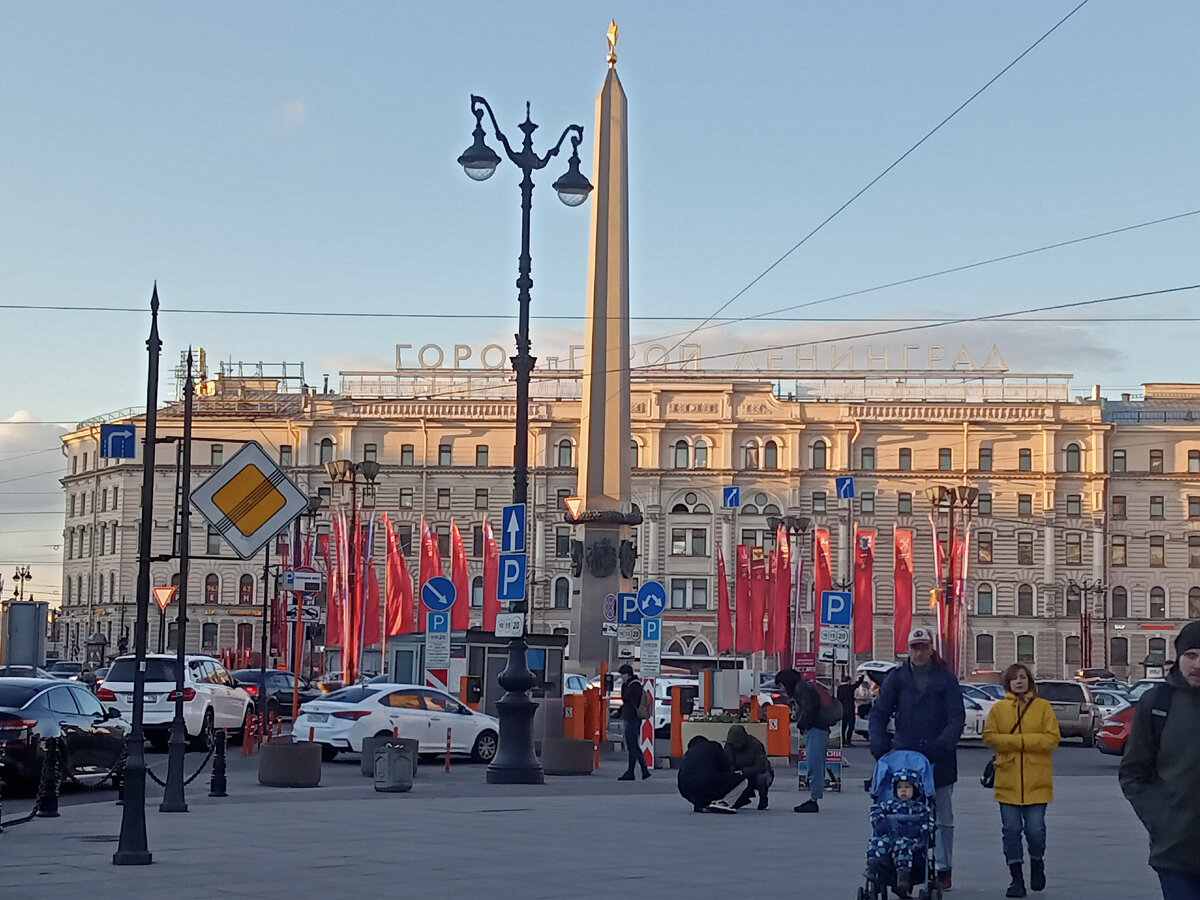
[1069,578,1105,670]
[325,459,380,685]
[114,285,161,867]
[458,94,591,785]
[768,515,811,666]
[926,484,978,678]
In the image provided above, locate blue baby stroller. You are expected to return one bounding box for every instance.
[856,750,942,900]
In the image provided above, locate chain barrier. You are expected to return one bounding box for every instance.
[65,734,128,792]
[146,723,216,788]
[0,736,62,829]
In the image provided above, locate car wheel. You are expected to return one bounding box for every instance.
[1082,728,1095,748]
[188,709,215,752]
[471,729,498,764]
[148,733,170,753]
[321,744,339,762]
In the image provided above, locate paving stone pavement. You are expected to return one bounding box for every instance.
[0,746,1160,899]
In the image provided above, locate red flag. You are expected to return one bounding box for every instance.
[361,518,381,648]
[716,545,733,653]
[325,513,343,647]
[735,545,751,652]
[382,514,414,636]
[853,527,876,656]
[417,517,443,633]
[450,520,469,631]
[482,517,500,632]
[813,528,832,660]
[771,526,791,656]
[893,528,914,656]
[765,548,777,651]
[749,546,767,653]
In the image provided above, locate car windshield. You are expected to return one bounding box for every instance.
[0,684,43,708]
[106,659,178,683]
[50,662,82,673]
[1129,681,1162,701]
[321,685,382,704]
[1037,682,1083,703]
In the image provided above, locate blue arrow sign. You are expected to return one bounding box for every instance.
[421,575,457,611]
[820,590,852,626]
[722,485,740,508]
[497,553,527,601]
[835,476,855,499]
[100,424,137,459]
[617,592,642,625]
[501,503,526,553]
[637,580,666,618]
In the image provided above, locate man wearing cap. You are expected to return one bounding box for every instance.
[869,627,965,891]
[1120,619,1200,899]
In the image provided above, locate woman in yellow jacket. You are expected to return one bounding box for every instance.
[982,663,1060,898]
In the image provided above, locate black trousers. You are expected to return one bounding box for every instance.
[623,717,649,775]
[842,715,856,744]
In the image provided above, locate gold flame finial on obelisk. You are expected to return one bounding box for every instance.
[606,20,618,68]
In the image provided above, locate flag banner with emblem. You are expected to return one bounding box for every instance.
[853,527,875,655]
[770,524,791,656]
[450,519,469,631]
[735,544,751,653]
[417,517,442,633]
[749,546,767,653]
[716,544,733,654]
[482,517,499,632]
[813,528,832,659]
[382,514,415,636]
[893,528,915,656]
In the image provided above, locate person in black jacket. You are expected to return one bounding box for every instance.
[677,735,746,813]
[776,668,832,814]
[868,628,965,892]
[836,676,862,746]
[724,724,774,810]
[617,663,651,781]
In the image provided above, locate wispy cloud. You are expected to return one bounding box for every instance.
[272,99,309,133]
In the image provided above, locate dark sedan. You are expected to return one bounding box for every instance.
[231,670,320,719]
[0,678,129,791]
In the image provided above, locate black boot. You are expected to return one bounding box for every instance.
[1006,862,1027,898]
[1029,858,1045,892]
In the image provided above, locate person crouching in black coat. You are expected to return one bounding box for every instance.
[725,724,774,810]
[677,736,746,813]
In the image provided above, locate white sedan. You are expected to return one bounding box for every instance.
[293,682,499,764]
[961,694,986,741]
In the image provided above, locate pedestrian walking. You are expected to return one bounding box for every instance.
[837,676,861,746]
[617,663,651,781]
[724,724,773,810]
[79,665,98,693]
[868,627,965,892]
[775,667,837,813]
[1120,619,1200,900]
[982,663,1060,897]
[677,735,746,813]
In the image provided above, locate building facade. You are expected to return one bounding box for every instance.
[58,362,1200,680]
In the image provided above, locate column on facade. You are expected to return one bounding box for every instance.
[1042,518,1056,618]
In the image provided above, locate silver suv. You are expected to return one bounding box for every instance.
[1036,680,1099,745]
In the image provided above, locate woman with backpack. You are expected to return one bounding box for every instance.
[982,663,1060,897]
[618,663,652,781]
[775,668,841,813]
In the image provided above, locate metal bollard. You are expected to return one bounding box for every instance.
[209,728,228,798]
[444,726,451,773]
[36,737,61,818]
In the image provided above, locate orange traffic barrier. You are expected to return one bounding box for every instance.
[701,669,713,713]
[766,703,791,757]
[749,695,760,721]
[563,693,585,740]
[669,685,684,758]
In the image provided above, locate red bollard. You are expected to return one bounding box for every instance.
[392,725,398,738]
[308,726,315,743]
[444,726,451,773]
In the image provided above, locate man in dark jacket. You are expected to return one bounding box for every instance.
[617,663,651,781]
[869,628,965,891]
[724,724,773,810]
[677,735,745,813]
[836,676,862,746]
[1120,619,1200,899]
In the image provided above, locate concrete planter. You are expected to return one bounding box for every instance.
[541,738,593,776]
[680,721,768,749]
[258,740,322,788]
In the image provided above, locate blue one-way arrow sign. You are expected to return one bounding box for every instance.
[835,476,855,499]
[722,486,740,508]
[501,503,526,553]
[100,424,137,459]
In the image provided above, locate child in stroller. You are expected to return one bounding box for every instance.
[859,750,940,900]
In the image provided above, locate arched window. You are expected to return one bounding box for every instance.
[1149,637,1167,656]
[553,577,570,610]
[762,503,781,515]
[692,639,712,657]
[1189,587,1200,618]
[471,576,484,608]
[743,443,759,470]
[1017,585,1034,616]
[666,640,687,655]
[1065,635,1081,667]
[694,439,708,469]
[557,439,574,468]
[1149,586,1166,619]
[976,584,994,616]
[319,437,333,464]
[630,440,639,468]
[763,440,779,470]
[239,574,255,605]
[1110,636,1129,666]
[671,491,712,515]
[201,623,219,650]
[975,633,994,664]
[205,574,219,604]
[1016,635,1035,663]
[1111,586,1128,618]
[674,439,689,469]
[812,440,828,471]
[1065,442,1081,472]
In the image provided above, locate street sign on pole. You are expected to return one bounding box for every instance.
[285,605,321,624]
[497,553,527,601]
[617,592,642,625]
[820,590,853,626]
[421,575,457,612]
[603,593,617,622]
[835,476,855,500]
[722,486,740,508]
[100,424,137,459]
[640,617,661,679]
[636,581,666,618]
[494,612,525,638]
[601,621,618,638]
[501,503,526,552]
[425,610,451,667]
[152,586,176,613]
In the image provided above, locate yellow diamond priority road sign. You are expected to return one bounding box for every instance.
[190,441,309,559]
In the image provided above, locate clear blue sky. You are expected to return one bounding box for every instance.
[2,2,1198,601]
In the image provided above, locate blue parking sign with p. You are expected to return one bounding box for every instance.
[427,610,450,633]
[642,618,661,641]
[617,592,642,625]
[820,590,852,626]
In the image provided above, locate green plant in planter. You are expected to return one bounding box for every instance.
[686,711,751,724]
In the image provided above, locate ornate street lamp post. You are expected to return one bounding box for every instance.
[926,484,978,677]
[458,94,591,785]
[325,458,381,685]
[1068,577,1106,670]
[768,515,811,666]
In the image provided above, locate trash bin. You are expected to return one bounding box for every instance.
[374,742,414,793]
[361,735,419,778]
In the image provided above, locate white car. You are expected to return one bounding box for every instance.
[98,654,252,751]
[563,673,591,695]
[293,682,500,764]
[1088,688,1131,720]
[961,683,999,717]
[961,694,986,741]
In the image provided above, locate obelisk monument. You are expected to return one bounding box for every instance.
[574,22,638,669]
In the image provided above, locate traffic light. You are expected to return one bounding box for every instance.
[603,673,615,692]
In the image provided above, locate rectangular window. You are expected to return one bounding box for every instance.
[811,492,826,513]
[1190,450,1200,473]
[100,490,107,512]
[1150,449,1164,473]
[859,492,874,515]
[1112,495,1126,518]
[1189,536,1200,568]
[317,486,331,508]
[690,579,709,610]
[279,445,293,467]
[1190,496,1200,519]
[939,448,952,471]
[1018,494,1032,516]
[977,493,991,516]
[671,528,707,556]
[211,444,223,466]
[978,447,992,471]
[207,525,222,555]
[475,445,489,467]
[1017,533,1034,566]
[897,492,912,515]
[557,489,570,511]
[554,528,571,558]
[438,444,452,466]
[69,494,76,517]
[860,447,875,470]
[898,448,911,471]
[474,488,488,509]
[436,525,450,559]
[977,532,993,564]
[1018,448,1031,471]
[72,456,78,475]
[670,579,687,610]
[400,444,414,466]
[1066,494,1081,516]
[1150,495,1165,518]
[1111,535,1127,566]
[1150,534,1165,567]
[1065,533,1082,566]
[397,525,412,555]
[472,525,484,558]
[1112,449,1126,472]
[436,488,450,509]
[398,488,413,509]
[363,443,377,463]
